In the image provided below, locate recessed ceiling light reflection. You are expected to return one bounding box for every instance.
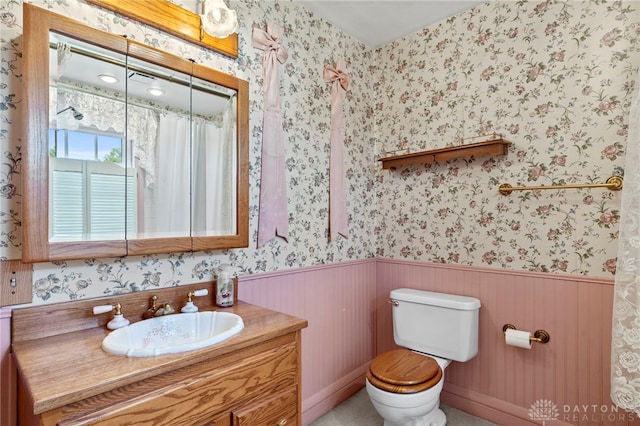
[98,74,119,84]
[147,87,165,96]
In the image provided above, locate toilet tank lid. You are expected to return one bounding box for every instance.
[391,288,481,310]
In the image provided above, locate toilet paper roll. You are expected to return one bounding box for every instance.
[505,329,532,349]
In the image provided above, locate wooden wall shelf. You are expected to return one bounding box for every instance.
[378,139,511,170]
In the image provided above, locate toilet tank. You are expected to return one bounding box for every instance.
[391,288,481,362]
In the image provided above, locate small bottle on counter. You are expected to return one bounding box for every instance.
[216,264,234,307]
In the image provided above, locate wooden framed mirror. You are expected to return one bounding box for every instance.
[22,3,248,262]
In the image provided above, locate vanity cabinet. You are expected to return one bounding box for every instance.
[44,333,299,426]
[12,284,307,426]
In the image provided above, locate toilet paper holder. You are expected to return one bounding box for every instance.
[502,324,550,344]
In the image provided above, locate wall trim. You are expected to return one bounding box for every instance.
[238,258,378,282]
[0,308,12,320]
[239,257,614,287]
[376,258,615,286]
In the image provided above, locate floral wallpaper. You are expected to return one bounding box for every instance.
[374,0,640,276]
[0,0,376,304]
[0,0,638,305]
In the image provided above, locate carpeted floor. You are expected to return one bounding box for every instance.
[309,388,497,426]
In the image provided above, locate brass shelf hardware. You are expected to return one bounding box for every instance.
[499,175,623,196]
[503,323,550,344]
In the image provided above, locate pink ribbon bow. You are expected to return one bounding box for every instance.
[252,23,289,247]
[324,58,350,241]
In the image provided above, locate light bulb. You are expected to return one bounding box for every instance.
[147,87,164,97]
[211,8,221,23]
[201,0,238,38]
[98,74,119,84]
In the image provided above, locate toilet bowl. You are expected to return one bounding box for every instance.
[365,349,451,426]
[365,288,481,426]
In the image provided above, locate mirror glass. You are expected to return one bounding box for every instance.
[47,33,238,242]
[22,3,248,262]
[48,33,130,242]
[191,76,237,238]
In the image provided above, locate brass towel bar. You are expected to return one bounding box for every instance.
[499,175,623,195]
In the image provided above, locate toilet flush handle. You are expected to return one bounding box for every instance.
[388,299,399,307]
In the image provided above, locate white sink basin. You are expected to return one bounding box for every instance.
[102,311,244,357]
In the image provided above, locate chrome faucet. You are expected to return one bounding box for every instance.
[142,295,176,319]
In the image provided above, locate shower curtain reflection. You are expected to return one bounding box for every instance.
[192,96,237,236]
[146,95,236,239]
[151,113,191,237]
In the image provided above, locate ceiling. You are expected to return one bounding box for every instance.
[296,1,485,49]
[51,33,230,119]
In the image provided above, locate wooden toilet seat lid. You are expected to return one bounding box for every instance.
[367,349,442,394]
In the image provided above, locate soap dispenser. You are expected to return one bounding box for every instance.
[216,264,234,307]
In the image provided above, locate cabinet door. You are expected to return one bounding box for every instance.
[232,387,297,426]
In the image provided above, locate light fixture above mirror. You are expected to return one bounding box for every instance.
[201,0,238,39]
[86,0,238,58]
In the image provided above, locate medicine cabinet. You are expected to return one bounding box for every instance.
[22,4,249,262]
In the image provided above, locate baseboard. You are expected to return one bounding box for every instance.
[442,383,578,426]
[301,362,369,425]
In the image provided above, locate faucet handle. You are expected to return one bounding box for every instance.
[93,304,115,315]
[193,289,209,298]
[93,303,130,330]
[93,303,124,315]
[182,289,209,313]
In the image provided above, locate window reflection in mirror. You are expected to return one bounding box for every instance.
[48,33,129,242]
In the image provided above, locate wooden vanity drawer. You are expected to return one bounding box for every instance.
[232,386,297,426]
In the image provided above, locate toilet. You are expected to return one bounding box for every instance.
[366,288,481,426]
